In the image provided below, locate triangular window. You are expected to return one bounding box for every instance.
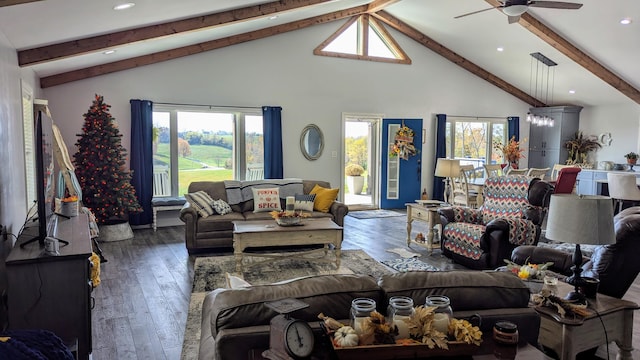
[314,14,411,64]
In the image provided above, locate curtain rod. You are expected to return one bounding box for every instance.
[154,101,262,110]
[446,115,511,119]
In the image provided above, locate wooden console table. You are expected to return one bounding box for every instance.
[405,202,443,255]
[535,281,638,360]
[7,214,93,360]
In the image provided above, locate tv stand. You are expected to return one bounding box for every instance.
[7,214,93,359]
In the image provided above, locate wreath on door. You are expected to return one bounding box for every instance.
[391,123,418,160]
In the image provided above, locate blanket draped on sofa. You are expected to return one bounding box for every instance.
[223,179,303,205]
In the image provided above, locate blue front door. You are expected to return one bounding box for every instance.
[380,119,423,209]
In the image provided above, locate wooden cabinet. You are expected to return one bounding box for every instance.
[528,106,582,171]
[7,215,93,359]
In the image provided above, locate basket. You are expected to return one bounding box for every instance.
[275,216,303,226]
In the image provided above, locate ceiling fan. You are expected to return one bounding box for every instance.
[455,0,583,24]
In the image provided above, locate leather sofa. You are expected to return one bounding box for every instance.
[180,179,348,253]
[199,271,541,360]
[511,206,640,299]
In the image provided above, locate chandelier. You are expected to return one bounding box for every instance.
[526,52,557,127]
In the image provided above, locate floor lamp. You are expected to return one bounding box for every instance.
[435,158,460,204]
[545,194,616,303]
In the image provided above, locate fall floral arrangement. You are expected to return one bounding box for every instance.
[493,136,526,163]
[270,210,310,226]
[319,307,482,349]
[504,259,553,281]
[391,125,418,159]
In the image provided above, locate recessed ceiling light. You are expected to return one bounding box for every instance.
[569,90,576,94]
[268,15,278,20]
[103,50,116,55]
[620,18,632,25]
[496,47,504,52]
[113,3,135,11]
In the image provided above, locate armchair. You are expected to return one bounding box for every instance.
[437,176,553,270]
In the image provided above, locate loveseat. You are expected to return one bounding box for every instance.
[511,206,640,299]
[180,179,348,253]
[199,271,541,360]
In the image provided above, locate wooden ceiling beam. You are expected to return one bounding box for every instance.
[0,0,42,7]
[40,5,369,88]
[373,10,545,107]
[366,0,401,13]
[483,0,640,105]
[19,0,335,66]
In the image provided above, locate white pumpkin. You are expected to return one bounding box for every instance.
[334,326,359,347]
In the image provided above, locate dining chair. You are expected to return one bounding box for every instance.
[506,168,529,175]
[607,172,640,213]
[483,164,503,178]
[550,164,578,181]
[451,170,479,208]
[526,167,551,180]
[460,164,477,181]
[552,167,581,194]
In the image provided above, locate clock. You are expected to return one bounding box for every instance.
[262,299,315,360]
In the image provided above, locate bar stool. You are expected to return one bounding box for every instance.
[607,173,640,213]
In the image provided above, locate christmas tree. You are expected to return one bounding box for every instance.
[73,94,142,224]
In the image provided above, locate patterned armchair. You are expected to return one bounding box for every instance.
[437,176,553,270]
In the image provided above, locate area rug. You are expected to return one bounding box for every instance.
[386,247,422,258]
[381,257,440,272]
[181,249,394,359]
[348,209,405,219]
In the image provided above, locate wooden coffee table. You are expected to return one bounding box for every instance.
[232,218,343,273]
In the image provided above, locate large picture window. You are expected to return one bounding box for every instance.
[152,105,263,197]
[445,117,507,174]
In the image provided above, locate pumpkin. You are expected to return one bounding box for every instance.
[334,326,359,347]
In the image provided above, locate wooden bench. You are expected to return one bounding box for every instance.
[151,197,186,231]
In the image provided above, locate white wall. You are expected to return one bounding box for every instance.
[0,28,40,239]
[43,22,530,201]
[580,104,640,165]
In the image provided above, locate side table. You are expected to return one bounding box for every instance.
[405,202,443,255]
[534,281,639,360]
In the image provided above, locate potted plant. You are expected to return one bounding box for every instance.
[345,163,365,195]
[564,131,602,166]
[625,152,638,165]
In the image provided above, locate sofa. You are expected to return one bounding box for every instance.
[199,271,541,360]
[438,176,554,270]
[180,179,348,253]
[511,206,640,299]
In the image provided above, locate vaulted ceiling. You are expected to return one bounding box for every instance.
[0,0,637,108]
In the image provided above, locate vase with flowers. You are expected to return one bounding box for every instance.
[493,136,526,171]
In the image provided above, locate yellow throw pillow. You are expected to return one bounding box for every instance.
[309,184,339,213]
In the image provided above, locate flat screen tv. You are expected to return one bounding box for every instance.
[21,101,56,248]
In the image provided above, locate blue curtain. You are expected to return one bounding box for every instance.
[263,106,283,179]
[129,99,154,225]
[433,114,447,201]
[508,116,520,141]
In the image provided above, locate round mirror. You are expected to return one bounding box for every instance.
[300,124,324,161]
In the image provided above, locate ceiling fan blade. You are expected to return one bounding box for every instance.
[508,15,521,24]
[528,1,583,9]
[454,6,499,19]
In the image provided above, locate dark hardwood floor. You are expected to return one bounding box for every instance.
[90,211,639,360]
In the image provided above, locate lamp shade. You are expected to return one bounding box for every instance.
[435,158,460,178]
[546,194,616,245]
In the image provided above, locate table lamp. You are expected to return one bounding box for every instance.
[545,194,616,303]
[434,158,460,204]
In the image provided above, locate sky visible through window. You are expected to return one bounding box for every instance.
[153,112,263,133]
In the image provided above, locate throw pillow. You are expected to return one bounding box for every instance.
[252,187,282,213]
[212,199,232,215]
[309,184,339,213]
[294,194,316,212]
[225,272,252,289]
[184,191,216,218]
